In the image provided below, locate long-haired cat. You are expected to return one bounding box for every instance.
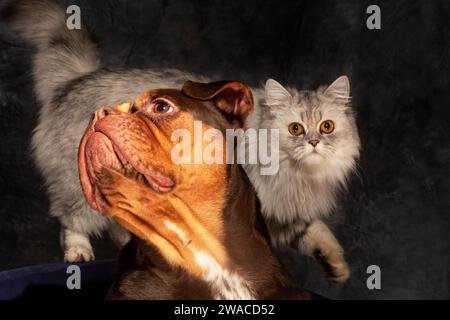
[244,77,360,282]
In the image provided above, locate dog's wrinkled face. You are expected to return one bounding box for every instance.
[78,81,253,274]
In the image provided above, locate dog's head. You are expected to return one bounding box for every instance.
[78,80,254,274]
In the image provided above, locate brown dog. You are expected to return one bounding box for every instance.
[78,80,309,300]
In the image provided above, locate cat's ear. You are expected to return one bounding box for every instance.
[324,76,351,104]
[265,79,292,106]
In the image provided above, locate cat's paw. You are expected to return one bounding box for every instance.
[314,249,350,283]
[64,245,95,262]
[328,256,350,283]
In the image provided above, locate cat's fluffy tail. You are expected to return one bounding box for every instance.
[1,0,100,106]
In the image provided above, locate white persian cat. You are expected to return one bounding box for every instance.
[244,76,360,282]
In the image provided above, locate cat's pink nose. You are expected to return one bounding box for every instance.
[309,139,320,147]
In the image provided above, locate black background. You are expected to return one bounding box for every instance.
[0,0,449,299]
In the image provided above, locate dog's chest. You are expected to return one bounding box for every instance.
[164,220,256,300]
[194,251,255,300]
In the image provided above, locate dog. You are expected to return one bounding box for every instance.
[78,80,310,299]
[1,0,210,262]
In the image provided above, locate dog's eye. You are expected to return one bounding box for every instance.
[288,122,304,136]
[320,120,334,134]
[153,101,173,113]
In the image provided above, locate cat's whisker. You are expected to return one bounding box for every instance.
[324,150,336,159]
[321,145,336,157]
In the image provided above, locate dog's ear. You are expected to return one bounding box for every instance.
[182,80,254,124]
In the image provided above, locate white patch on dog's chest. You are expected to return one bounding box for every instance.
[164,220,255,300]
[164,220,190,245]
[194,251,255,300]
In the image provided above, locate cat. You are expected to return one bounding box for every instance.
[244,77,361,282]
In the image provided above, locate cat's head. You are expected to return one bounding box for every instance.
[263,76,360,179]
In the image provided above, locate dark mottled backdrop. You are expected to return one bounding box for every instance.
[0,0,448,299]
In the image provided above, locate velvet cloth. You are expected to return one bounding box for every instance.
[0,260,114,299]
[0,261,324,300]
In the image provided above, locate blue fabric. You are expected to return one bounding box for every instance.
[0,260,323,300]
[0,260,114,300]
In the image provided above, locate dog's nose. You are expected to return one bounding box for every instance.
[308,139,320,147]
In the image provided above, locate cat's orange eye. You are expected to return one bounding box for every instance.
[320,120,334,134]
[288,122,304,136]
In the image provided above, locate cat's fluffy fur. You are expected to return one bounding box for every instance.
[1,0,207,262]
[244,78,360,282]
